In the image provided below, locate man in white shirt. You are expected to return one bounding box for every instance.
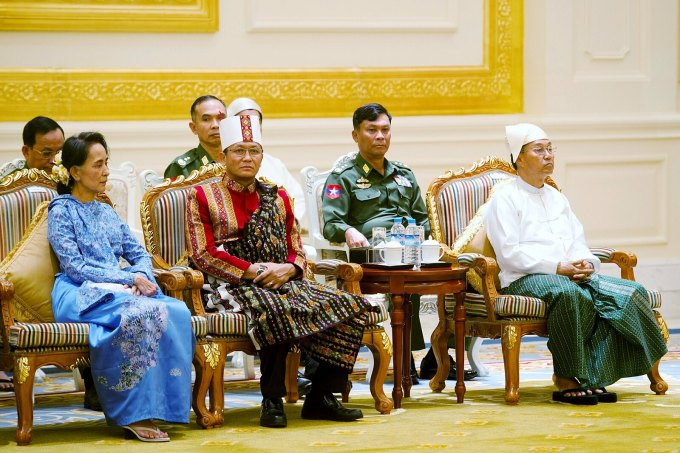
[485,123,667,405]
[226,98,306,229]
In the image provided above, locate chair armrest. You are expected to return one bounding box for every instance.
[451,252,501,322]
[0,278,15,354]
[154,268,207,316]
[590,247,637,281]
[307,259,363,295]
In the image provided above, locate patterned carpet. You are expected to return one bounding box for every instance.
[1,334,679,451]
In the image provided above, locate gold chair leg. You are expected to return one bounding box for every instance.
[362,329,394,414]
[14,356,35,445]
[647,359,668,395]
[501,325,521,405]
[192,341,226,429]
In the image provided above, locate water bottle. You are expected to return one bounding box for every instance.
[390,217,405,245]
[404,218,422,269]
[390,217,406,262]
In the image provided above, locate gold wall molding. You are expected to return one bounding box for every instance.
[0,0,218,33]
[0,0,522,120]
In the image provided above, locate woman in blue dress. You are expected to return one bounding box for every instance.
[48,132,195,442]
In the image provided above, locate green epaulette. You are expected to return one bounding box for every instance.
[332,160,354,174]
[174,149,198,168]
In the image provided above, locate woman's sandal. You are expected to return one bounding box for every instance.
[0,377,13,392]
[552,389,598,405]
[593,388,617,403]
[122,425,170,442]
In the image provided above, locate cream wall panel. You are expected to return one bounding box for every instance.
[0,0,483,69]
[574,0,649,80]
[535,0,677,114]
[248,0,460,32]
[563,157,667,246]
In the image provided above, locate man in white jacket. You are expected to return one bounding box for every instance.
[485,123,667,405]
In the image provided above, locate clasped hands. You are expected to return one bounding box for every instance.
[557,260,595,282]
[123,273,158,297]
[245,262,297,290]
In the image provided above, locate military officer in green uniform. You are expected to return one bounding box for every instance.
[164,95,226,179]
[322,103,477,382]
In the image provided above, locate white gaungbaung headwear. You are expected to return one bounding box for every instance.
[219,115,263,151]
[226,97,263,118]
[505,123,549,167]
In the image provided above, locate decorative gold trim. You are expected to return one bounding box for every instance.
[140,163,224,269]
[0,0,218,33]
[381,331,393,357]
[0,0,522,120]
[656,312,669,343]
[502,325,517,351]
[203,342,221,369]
[16,357,30,385]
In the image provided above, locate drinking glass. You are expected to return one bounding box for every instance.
[371,227,387,262]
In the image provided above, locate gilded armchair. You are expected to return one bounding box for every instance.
[426,156,669,404]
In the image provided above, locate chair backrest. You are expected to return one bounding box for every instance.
[0,158,26,180]
[105,161,142,240]
[426,156,557,247]
[139,168,165,193]
[300,152,357,255]
[140,163,225,269]
[0,169,58,260]
[0,202,58,322]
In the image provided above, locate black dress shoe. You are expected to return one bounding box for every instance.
[419,349,477,381]
[260,397,287,428]
[301,393,363,422]
[81,367,103,411]
[410,354,420,385]
[297,373,312,397]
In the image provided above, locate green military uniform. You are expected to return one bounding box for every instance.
[164,145,214,179]
[322,153,430,242]
[321,153,432,350]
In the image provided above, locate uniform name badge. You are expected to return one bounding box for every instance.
[394,174,412,187]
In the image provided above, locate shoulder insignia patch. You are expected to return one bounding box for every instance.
[325,184,342,199]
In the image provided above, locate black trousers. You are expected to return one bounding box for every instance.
[259,342,348,399]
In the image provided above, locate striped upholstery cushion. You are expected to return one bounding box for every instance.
[446,288,662,319]
[10,322,89,348]
[445,292,488,318]
[495,295,547,318]
[366,297,389,324]
[0,185,57,259]
[436,171,514,246]
[191,315,208,337]
[205,311,250,336]
[9,316,211,348]
[590,248,614,262]
[647,289,662,309]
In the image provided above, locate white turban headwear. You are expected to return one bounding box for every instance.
[219,115,263,151]
[226,97,263,118]
[505,123,549,167]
